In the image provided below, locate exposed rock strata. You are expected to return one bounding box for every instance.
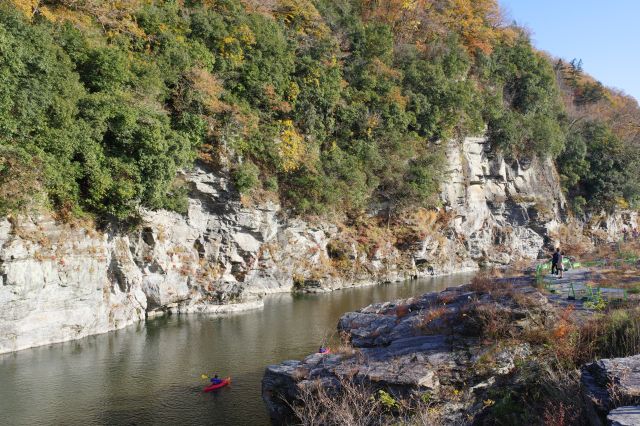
[1,137,636,353]
[607,406,640,426]
[441,137,563,264]
[262,279,554,424]
[582,355,640,425]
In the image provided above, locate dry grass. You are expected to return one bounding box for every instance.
[291,375,445,426]
[470,303,514,342]
[582,240,639,265]
[468,274,495,293]
[292,377,382,426]
[395,304,410,320]
[468,274,518,300]
[518,304,640,368]
[333,331,358,357]
[436,292,457,305]
[417,306,447,330]
[572,307,640,364]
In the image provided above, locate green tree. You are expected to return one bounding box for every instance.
[484,36,566,157]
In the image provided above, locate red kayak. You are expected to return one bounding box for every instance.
[203,377,231,392]
[319,348,331,355]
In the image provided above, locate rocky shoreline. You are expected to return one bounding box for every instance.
[262,266,640,425]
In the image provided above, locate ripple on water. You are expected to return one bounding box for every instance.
[0,273,474,426]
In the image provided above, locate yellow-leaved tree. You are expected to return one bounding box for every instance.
[277,120,305,172]
[10,0,40,18]
[274,0,329,38]
[11,0,149,39]
[442,0,502,54]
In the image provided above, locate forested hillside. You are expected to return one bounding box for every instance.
[1,0,638,221]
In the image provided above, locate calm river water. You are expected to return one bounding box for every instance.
[0,274,473,426]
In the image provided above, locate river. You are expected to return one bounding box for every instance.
[0,273,474,426]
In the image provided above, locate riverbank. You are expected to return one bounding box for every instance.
[2,142,637,355]
[0,242,475,355]
[0,274,472,426]
[262,250,640,425]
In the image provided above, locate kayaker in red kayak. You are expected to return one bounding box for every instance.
[203,375,231,392]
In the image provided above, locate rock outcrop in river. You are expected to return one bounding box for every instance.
[262,277,551,423]
[262,272,640,425]
[1,137,637,353]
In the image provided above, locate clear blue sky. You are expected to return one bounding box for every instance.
[499,0,640,102]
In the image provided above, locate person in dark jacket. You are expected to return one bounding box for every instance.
[551,248,560,275]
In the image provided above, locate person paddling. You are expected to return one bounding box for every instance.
[551,248,560,275]
[210,374,222,385]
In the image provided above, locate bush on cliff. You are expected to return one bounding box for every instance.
[558,121,640,213]
[483,35,567,158]
[0,4,205,219]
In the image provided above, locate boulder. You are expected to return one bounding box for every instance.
[608,406,640,426]
[582,355,640,424]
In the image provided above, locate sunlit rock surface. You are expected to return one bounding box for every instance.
[1,138,637,353]
[262,278,547,423]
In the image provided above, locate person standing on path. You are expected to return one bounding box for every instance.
[558,251,564,278]
[551,248,560,276]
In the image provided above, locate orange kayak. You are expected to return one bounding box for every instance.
[203,377,231,392]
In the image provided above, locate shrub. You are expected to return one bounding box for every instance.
[559,121,640,213]
[232,161,260,194]
[0,4,204,219]
[326,239,351,262]
[394,304,410,320]
[469,274,495,293]
[0,146,42,215]
[291,374,443,426]
[264,176,278,192]
[484,35,566,158]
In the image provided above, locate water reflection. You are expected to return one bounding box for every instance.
[0,273,473,426]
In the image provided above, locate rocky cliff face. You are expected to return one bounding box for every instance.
[438,137,564,265]
[0,217,146,354]
[0,137,635,353]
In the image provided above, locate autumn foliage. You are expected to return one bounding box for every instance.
[359,0,503,54]
[1,0,638,220]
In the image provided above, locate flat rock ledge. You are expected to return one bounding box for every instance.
[582,355,640,425]
[262,277,554,424]
[607,406,640,426]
